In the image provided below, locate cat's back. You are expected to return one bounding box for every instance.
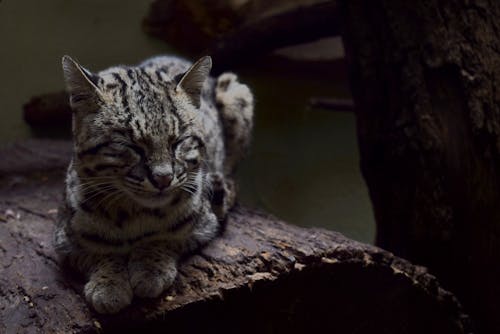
[138,55,192,80]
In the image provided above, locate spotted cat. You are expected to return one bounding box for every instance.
[54,55,253,314]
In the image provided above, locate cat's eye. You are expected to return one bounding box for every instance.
[101,142,145,162]
[185,157,199,167]
[171,136,191,151]
[173,135,204,151]
[99,142,127,157]
[124,143,146,157]
[172,136,189,147]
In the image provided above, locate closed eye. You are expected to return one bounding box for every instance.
[124,143,146,157]
[97,142,144,167]
[171,137,187,151]
[125,175,143,184]
[99,142,128,157]
[186,158,199,166]
[173,135,204,151]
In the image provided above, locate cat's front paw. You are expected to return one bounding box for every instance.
[129,262,177,298]
[84,277,133,314]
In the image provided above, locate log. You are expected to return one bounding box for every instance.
[341,1,500,332]
[0,140,472,333]
[142,0,246,54]
[23,91,71,130]
[207,0,342,74]
[143,0,342,74]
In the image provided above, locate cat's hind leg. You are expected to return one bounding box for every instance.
[215,72,254,175]
[208,171,236,221]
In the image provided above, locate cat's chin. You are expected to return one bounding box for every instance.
[122,188,176,208]
[128,193,172,208]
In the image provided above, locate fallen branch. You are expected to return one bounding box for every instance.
[23,91,71,128]
[0,140,473,333]
[208,1,342,74]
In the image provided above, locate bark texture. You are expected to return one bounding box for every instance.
[142,0,245,54]
[206,0,341,74]
[341,1,500,332]
[0,140,472,333]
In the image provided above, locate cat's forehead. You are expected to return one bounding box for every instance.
[98,67,172,102]
[94,67,200,145]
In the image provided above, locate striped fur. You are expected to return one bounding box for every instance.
[54,55,254,314]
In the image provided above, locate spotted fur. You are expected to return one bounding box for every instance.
[54,55,253,314]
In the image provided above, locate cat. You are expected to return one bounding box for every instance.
[53,54,254,314]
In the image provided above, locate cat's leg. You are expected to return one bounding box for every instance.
[68,252,132,314]
[128,206,220,298]
[207,171,236,220]
[215,72,254,175]
[128,243,178,298]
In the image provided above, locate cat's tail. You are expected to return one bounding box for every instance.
[215,72,254,175]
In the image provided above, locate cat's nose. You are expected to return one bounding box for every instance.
[152,173,173,190]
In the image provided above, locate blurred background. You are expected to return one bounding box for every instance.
[0,0,374,243]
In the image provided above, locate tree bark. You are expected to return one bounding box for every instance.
[143,0,342,74]
[206,0,341,74]
[0,140,472,333]
[341,1,500,332]
[142,0,246,54]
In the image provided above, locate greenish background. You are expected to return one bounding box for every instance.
[0,0,375,243]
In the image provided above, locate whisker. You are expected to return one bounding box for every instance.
[181,186,196,196]
[80,186,117,204]
[124,184,157,194]
[106,192,127,210]
[77,183,116,196]
[95,189,123,210]
[75,181,115,192]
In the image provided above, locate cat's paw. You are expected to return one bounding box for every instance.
[84,277,133,314]
[129,262,177,298]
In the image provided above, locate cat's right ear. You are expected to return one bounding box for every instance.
[62,55,103,112]
[175,56,212,109]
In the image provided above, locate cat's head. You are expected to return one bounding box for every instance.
[62,55,212,208]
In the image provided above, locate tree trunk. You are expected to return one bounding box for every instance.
[341,1,500,332]
[0,140,471,333]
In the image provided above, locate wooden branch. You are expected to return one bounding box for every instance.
[0,140,473,333]
[142,0,246,54]
[207,1,342,74]
[142,0,342,70]
[0,139,72,175]
[23,91,71,128]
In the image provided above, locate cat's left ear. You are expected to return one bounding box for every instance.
[62,55,103,112]
[176,56,212,109]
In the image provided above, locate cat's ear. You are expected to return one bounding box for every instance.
[62,55,103,111]
[176,56,212,109]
